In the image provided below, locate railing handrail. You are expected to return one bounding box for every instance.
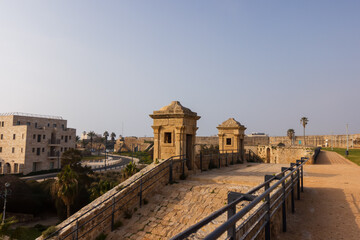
[171,157,309,240]
[46,154,185,239]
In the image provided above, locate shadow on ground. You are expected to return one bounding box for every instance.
[279,187,360,240]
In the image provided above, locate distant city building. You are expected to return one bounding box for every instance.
[0,112,76,174]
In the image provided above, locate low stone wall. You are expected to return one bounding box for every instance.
[40,159,185,240]
[245,146,313,164]
[194,151,244,171]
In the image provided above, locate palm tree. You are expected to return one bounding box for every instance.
[287,129,295,146]
[52,165,79,218]
[87,131,96,151]
[110,132,116,143]
[103,131,109,149]
[300,117,309,146]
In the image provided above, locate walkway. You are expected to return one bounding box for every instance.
[280,151,360,240]
[107,163,289,240]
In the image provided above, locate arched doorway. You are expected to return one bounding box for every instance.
[266,148,271,163]
[4,163,11,174]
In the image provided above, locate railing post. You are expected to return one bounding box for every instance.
[264,175,272,240]
[292,162,300,200]
[111,197,115,231]
[226,152,228,166]
[169,159,173,183]
[280,170,287,232]
[75,220,79,240]
[290,168,295,213]
[139,178,143,207]
[218,152,221,168]
[200,152,203,172]
[298,159,304,192]
[227,192,237,239]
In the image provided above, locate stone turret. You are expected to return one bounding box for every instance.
[217,118,246,159]
[150,101,200,170]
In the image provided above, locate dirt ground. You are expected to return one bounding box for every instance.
[280,151,360,240]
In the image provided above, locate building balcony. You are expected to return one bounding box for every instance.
[48,152,60,158]
[48,139,61,145]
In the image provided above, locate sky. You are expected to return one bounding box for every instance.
[0,1,359,137]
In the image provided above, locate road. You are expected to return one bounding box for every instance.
[280,151,360,240]
[20,154,136,181]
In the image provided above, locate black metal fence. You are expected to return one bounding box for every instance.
[171,156,311,240]
[46,155,186,240]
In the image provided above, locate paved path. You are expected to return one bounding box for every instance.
[280,151,360,240]
[107,163,289,240]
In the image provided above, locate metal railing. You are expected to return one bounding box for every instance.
[48,139,61,145]
[172,156,311,240]
[45,155,186,240]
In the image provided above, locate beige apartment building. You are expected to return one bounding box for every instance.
[0,113,76,174]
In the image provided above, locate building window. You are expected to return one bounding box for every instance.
[27,122,31,126]
[13,134,16,140]
[37,134,41,142]
[21,148,23,153]
[33,134,36,139]
[47,123,50,127]
[42,148,45,152]
[53,124,57,128]
[69,136,72,140]
[32,148,35,153]
[35,122,38,128]
[36,148,41,155]
[50,162,54,169]
[0,147,2,153]
[65,136,68,143]
[61,147,63,152]
[64,147,67,151]
[0,134,3,140]
[62,124,65,129]
[17,121,20,125]
[226,138,232,145]
[43,135,46,139]
[12,147,15,153]
[61,136,64,140]
[14,163,18,173]
[22,134,24,139]
[164,132,172,143]
[1,121,4,127]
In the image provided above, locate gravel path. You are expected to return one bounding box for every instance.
[280,151,360,240]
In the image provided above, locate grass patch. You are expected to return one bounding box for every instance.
[322,148,360,166]
[2,226,44,240]
[114,151,153,164]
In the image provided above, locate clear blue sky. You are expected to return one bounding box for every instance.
[1,1,359,137]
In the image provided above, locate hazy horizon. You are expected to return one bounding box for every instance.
[1,1,359,137]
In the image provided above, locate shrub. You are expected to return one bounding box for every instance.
[42,226,57,238]
[95,232,107,240]
[123,208,132,219]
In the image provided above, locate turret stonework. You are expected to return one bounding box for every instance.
[150,101,200,170]
[217,118,246,159]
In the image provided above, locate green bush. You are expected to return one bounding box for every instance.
[42,226,57,238]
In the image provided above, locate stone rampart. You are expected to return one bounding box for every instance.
[40,158,185,240]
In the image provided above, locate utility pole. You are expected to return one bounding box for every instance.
[346,124,349,156]
[331,132,333,150]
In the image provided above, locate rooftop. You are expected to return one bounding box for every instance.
[0,112,63,120]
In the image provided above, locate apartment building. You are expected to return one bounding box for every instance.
[0,113,76,174]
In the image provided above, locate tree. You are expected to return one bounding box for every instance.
[110,132,116,143]
[87,131,96,151]
[103,131,109,140]
[287,129,295,146]
[300,117,309,146]
[52,165,79,218]
[76,135,80,142]
[61,148,82,167]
